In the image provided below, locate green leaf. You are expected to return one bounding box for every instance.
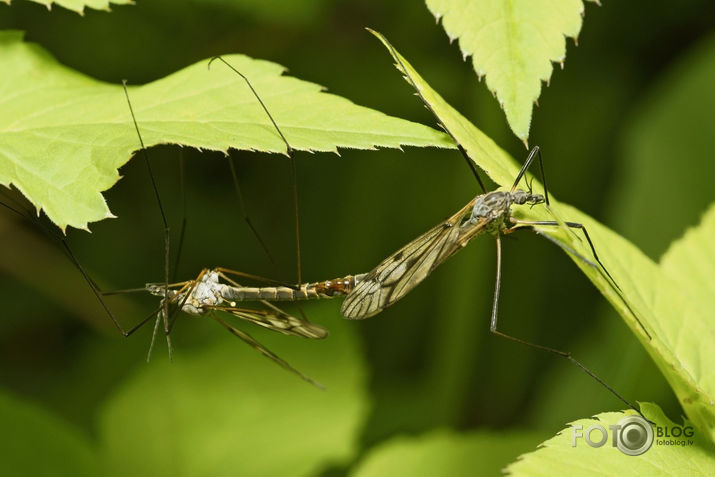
[424,0,597,143]
[505,403,715,476]
[350,429,544,477]
[658,204,715,438]
[0,388,98,477]
[370,30,715,440]
[0,30,453,231]
[7,0,132,15]
[98,302,369,477]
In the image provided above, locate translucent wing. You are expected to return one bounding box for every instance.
[206,303,328,339]
[342,198,488,319]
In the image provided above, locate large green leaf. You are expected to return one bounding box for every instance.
[658,204,715,436]
[3,0,132,14]
[424,0,598,143]
[0,30,453,231]
[99,302,369,477]
[370,30,715,441]
[0,388,98,476]
[350,429,543,477]
[505,403,715,476]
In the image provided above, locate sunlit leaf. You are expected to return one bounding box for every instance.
[0,31,453,231]
[424,0,597,142]
[505,403,715,476]
[658,204,715,439]
[350,429,543,477]
[370,29,715,440]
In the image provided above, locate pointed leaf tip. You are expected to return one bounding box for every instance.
[425,0,594,142]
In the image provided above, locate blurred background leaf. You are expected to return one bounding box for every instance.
[0,0,712,475]
[99,303,368,476]
[350,428,543,477]
[0,388,98,476]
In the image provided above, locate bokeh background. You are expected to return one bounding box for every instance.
[1,0,713,475]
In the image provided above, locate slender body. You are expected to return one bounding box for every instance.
[220,274,366,302]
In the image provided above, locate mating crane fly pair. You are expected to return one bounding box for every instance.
[3,49,649,417]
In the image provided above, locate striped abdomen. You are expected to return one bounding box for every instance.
[219,274,365,302]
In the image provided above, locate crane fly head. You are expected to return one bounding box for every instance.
[511,189,545,208]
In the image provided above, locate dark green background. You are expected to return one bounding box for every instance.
[1,0,713,474]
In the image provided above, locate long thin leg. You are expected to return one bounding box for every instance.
[511,220,651,340]
[379,39,487,193]
[122,81,173,353]
[59,239,162,336]
[1,92,174,346]
[209,57,311,328]
[208,56,303,286]
[165,270,206,335]
[510,219,614,283]
[510,146,550,205]
[489,235,648,420]
[210,312,323,389]
[288,155,302,285]
[146,312,163,362]
[215,267,294,288]
[227,157,282,279]
[0,198,146,335]
[172,150,188,283]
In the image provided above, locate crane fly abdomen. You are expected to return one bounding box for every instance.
[219,275,364,302]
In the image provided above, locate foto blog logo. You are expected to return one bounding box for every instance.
[571,415,654,456]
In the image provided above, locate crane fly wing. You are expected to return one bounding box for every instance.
[207,304,328,339]
[342,198,484,320]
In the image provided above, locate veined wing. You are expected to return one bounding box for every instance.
[342,198,488,320]
[206,303,328,339]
